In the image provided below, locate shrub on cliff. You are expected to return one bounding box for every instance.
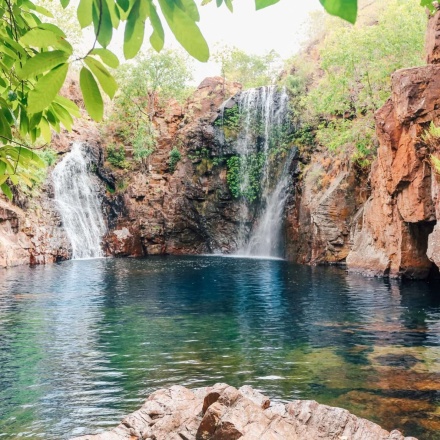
[284,0,426,164]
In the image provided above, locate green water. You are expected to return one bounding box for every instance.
[0,256,439,439]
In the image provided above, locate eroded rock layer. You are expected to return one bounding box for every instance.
[71,384,416,440]
[346,11,440,278]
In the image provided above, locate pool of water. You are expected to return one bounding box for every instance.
[1,256,440,439]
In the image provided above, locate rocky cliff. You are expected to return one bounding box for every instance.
[345,10,440,279]
[71,383,415,440]
[3,11,440,278]
[102,77,244,257]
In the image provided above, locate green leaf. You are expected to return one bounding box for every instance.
[29,112,42,131]
[22,0,54,17]
[39,117,52,142]
[46,109,60,132]
[84,56,118,98]
[146,0,165,52]
[106,0,120,28]
[77,0,93,28]
[38,23,67,38]
[27,63,68,114]
[117,0,130,12]
[157,0,209,62]
[1,183,13,200]
[20,28,72,53]
[1,37,28,58]
[17,50,69,80]
[60,0,70,8]
[255,0,279,10]
[224,0,233,12]
[19,107,29,135]
[178,0,200,22]
[319,0,357,24]
[124,0,147,59]
[52,102,74,130]
[13,147,46,168]
[93,0,113,47]
[80,67,103,122]
[420,0,436,12]
[54,96,81,118]
[0,110,12,143]
[90,48,120,68]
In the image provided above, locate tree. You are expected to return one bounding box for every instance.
[106,49,193,165]
[0,0,432,198]
[296,0,426,164]
[214,46,280,89]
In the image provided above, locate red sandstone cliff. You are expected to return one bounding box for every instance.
[346,11,440,279]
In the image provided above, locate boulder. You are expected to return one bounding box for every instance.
[70,384,416,440]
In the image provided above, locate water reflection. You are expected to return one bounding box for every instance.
[0,257,439,439]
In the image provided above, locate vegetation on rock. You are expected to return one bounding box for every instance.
[104,49,193,168]
[214,46,281,89]
[0,0,433,199]
[168,146,182,173]
[283,0,427,165]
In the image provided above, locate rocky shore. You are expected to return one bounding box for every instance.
[71,384,416,440]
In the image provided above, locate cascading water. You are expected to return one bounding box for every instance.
[225,85,293,258]
[52,142,106,259]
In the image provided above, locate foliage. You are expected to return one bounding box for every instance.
[168,146,182,173]
[227,153,265,202]
[431,154,440,176]
[294,0,427,162]
[422,121,440,146]
[215,105,241,131]
[0,0,429,199]
[422,123,440,176]
[214,46,281,89]
[107,49,193,165]
[37,147,58,166]
[307,0,426,118]
[107,144,130,169]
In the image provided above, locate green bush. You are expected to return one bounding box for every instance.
[107,144,130,169]
[169,147,182,173]
[215,105,241,131]
[227,153,265,202]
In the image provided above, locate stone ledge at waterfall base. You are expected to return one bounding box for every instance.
[71,384,416,440]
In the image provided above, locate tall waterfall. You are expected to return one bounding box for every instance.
[52,142,106,259]
[226,86,293,258]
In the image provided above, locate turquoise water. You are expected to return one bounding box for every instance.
[0,256,440,439]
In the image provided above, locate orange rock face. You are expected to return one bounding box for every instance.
[347,12,440,278]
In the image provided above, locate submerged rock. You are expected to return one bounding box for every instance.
[70,384,416,440]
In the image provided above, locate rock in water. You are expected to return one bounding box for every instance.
[70,384,416,440]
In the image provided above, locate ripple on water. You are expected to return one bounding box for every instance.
[0,256,440,440]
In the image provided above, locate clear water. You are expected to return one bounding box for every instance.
[0,256,439,439]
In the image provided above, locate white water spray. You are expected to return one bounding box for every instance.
[52,142,106,259]
[231,86,292,258]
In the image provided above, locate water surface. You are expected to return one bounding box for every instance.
[1,256,439,439]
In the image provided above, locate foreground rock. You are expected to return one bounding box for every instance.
[71,384,416,440]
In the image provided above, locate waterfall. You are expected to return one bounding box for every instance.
[226,86,292,258]
[52,142,106,259]
[240,148,295,257]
